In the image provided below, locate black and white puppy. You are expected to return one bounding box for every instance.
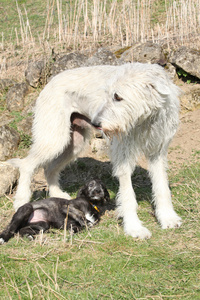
[0,179,110,244]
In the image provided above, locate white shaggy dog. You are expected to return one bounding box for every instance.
[9,62,182,239]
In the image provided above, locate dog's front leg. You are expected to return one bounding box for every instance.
[64,206,87,228]
[116,172,152,239]
[148,155,182,229]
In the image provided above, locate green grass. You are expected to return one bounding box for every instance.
[0,0,47,43]
[0,161,199,299]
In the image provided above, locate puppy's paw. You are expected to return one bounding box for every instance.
[85,213,95,224]
[0,238,5,245]
[157,209,182,229]
[25,235,34,241]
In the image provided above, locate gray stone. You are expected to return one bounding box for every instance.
[90,138,109,158]
[0,162,19,196]
[169,47,200,80]
[86,48,121,66]
[25,60,46,88]
[0,125,20,160]
[6,82,29,111]
[180,85,200,110]
[17,116,33,136]
[121,42,166,64]
[0,78,15,90]
[165,63,177,80]
[51,52,88,77]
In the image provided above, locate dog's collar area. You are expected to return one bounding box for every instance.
[89,202,100,212]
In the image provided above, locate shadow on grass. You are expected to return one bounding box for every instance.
[32,157,153,211]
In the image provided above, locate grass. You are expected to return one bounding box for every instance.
[0,1,200,298]
[0,160,199,299]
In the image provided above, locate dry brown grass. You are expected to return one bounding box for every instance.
[0,0,200,81]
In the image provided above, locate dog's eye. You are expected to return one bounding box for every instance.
[114,93,123,101]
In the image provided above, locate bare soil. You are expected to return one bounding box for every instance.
[169,109,200,166]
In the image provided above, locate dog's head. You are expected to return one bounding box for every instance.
[77,178,110,204]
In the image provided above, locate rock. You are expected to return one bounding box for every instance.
[121,42,166,64]
[90,137,109,158]
[17,116,33,136]
[0,125,20,160]
[86,48,121,66]
[6,82,30,111]
[180,84,200,111]
[169,47,200,80]
[0,162,19,196]
[51,52,88,77]
[0,78,15,90]
[0,112,14,127]
[25,60,46,88]
[165,63,177,80]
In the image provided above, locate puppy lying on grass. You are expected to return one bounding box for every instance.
[0,179,110,244]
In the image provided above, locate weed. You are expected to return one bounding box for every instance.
[177,68,200,84]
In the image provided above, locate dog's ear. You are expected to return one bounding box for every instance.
[103,186,110,202]
[77,185,87,198]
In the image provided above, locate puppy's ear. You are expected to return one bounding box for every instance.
[103,186,110,202]
[77,185,87,198]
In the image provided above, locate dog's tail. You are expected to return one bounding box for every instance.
[7,158,22,169]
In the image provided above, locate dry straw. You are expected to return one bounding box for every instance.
[0,0,199,78]
[11,0,200,51]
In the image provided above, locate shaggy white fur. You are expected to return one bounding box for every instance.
[8,63,182,239]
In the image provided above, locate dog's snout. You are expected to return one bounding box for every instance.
[94,188,101,194]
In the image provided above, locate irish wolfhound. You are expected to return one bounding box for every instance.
[8,62,182,239]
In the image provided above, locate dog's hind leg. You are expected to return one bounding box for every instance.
[44,146,75,199]
[148,153,182,229]
[10,155,41,211]
[19,222,50,239]
[0,203,33,243]
[45,116,92,199]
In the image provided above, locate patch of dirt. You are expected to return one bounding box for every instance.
[169,109,200,166]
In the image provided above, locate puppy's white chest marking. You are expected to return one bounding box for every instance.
[85,213,95,224]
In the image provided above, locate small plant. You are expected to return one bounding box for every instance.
[9,111,24,130]
[18,132,32,149]
[177,68,200,84]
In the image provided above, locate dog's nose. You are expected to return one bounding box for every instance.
[91,121,102,130]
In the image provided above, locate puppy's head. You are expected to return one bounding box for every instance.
[77,179,110,204]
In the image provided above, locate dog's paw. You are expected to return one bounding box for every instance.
[157,209,182,229]
[0,238,5,245]
[124,224,152,239]
[49,191,71,200]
